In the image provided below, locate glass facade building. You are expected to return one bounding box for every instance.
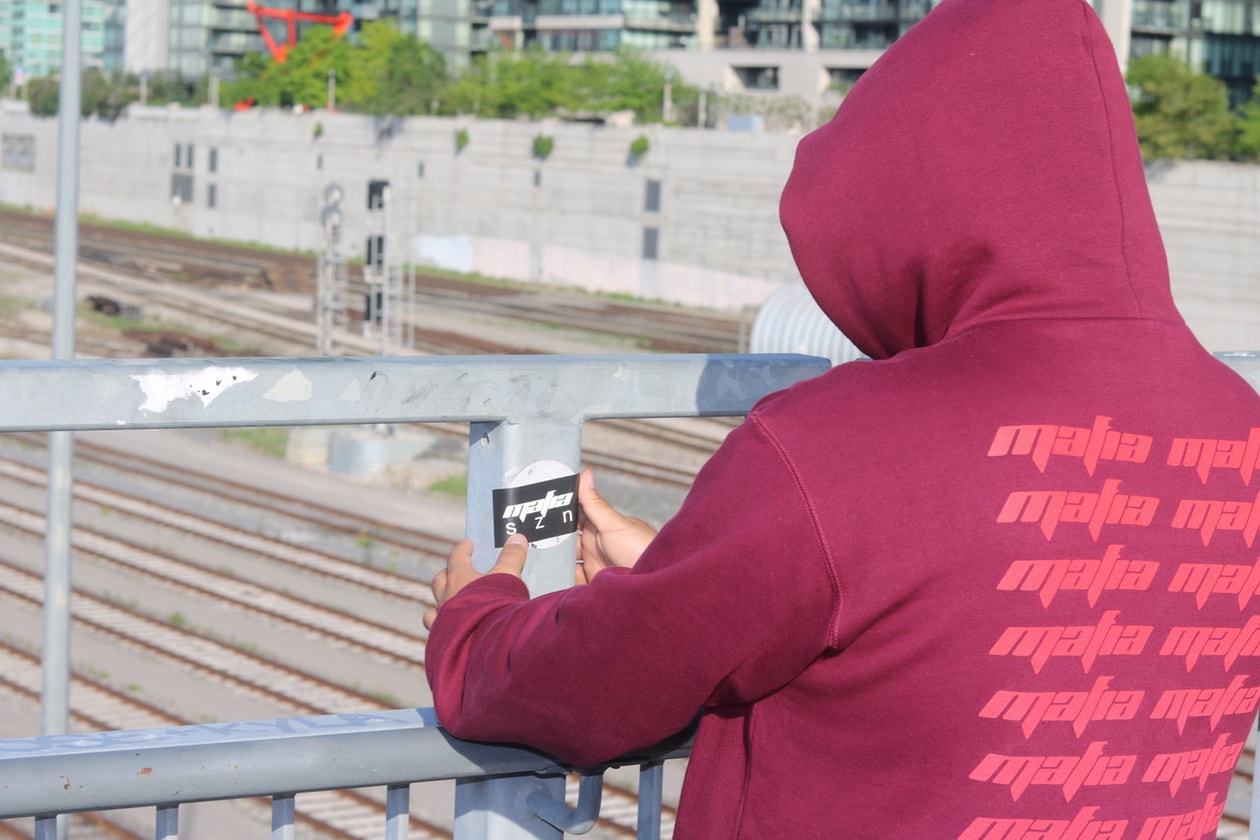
[6,0,1258,106]
[0,0,108,79]
[1132,0,1260,104]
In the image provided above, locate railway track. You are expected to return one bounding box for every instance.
[0,435,679,838]
[0,557,671,839]
[5,208,1250,838]
[0,641,439,840]
[0,207,743,357]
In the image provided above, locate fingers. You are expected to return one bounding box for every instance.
[491,533,529,576]
[577,470,619,531]
[434,540,471,604]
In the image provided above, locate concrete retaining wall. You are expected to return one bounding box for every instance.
[1,102,1257,349]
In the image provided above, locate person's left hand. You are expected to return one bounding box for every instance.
[424,533,529,630]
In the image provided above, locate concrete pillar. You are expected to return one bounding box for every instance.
[696,0,718,50]
[801,0,820,52]
[1093,0,1133,73]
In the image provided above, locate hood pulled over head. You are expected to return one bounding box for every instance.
[779,0,1180,361]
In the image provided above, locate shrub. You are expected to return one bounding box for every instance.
[532,134,554,160]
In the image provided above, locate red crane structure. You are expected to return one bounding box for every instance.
[245,1,355,63]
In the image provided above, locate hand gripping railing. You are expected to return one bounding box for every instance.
[0,352,829,840]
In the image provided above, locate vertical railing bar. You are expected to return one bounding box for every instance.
[1250,711,1259,840]
[636,761,664,840]
[271,794,296,840]
[33,815,59,840]
[156,803,179,840]
[385,784,411,840]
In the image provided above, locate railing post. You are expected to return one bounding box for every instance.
[466,420,583,594]
[272,794,296,840]
[453,418,584,839]
[156,804,179,840]
[1252,711,1259,840]
[637,761,665,840]
[386,784,411,840]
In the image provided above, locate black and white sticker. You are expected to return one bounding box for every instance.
[492,461,579,548]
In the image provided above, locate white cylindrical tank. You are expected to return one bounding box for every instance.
[750,279,865,367]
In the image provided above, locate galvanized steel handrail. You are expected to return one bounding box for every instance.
[0,709,691,817]
[0,351,829,839]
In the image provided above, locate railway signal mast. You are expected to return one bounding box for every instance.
[362,180,414,354]
[317,183,346,355]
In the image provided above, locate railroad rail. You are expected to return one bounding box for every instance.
[0,211,1244,840]
[0,416,690,838]
[0,207,743,357]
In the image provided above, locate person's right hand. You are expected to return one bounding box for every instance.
[575,470,657,583]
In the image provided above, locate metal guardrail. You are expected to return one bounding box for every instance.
[0,352,829,839]
[0,709,694,839]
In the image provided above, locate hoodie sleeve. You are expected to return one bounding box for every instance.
[424,415,840,766]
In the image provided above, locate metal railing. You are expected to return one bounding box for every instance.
[0,352,829,839]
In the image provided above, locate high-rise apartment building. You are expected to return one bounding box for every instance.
[7,0,1258,111]
[1130,0,1260,104]
[0,0,108,79]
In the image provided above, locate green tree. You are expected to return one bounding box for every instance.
[351,21,447,115]
[1126,53,1236,160]
[576,51,696,124]
[0,51,11,88]
[27,77,60,116]
[446,49,579,119]
[25,70,140,120]
[225,25,354,109]
[1236,75,1260,161]
[81,68,110,117]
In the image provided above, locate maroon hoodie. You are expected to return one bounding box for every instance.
[427,1,1260,836]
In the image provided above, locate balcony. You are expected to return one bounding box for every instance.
[746,4,804,25]
[621,13,698,33]
[823,1,899,22]
[1130,0,1191,33]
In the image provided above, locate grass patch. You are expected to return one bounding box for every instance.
[212,334,266,355]
[79,306,178,333]
[217,426,289,458]
[83,665,110,681]
[428,473,468,497]
[0,293,30,320]
[78,212,317,257]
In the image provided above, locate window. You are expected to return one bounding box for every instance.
[644,179,661,213]
[826,67,864,92]
[174,143,181,168]
[207,184,217,209]
[1,134,36,172]
[642,226,659,260]
[170,173,194,204]
[208,147,218,173]
[186,144,194,169]
[734,65,780,91]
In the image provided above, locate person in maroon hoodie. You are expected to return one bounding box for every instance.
[424,0,1260,836]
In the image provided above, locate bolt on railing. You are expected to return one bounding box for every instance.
[0,352,829,839]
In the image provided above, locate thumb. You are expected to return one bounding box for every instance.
[578,470,619,530]
[490,533,529,577]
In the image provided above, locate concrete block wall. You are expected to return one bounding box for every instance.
[1145,161,1260,352]
[1,102,1258,348]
